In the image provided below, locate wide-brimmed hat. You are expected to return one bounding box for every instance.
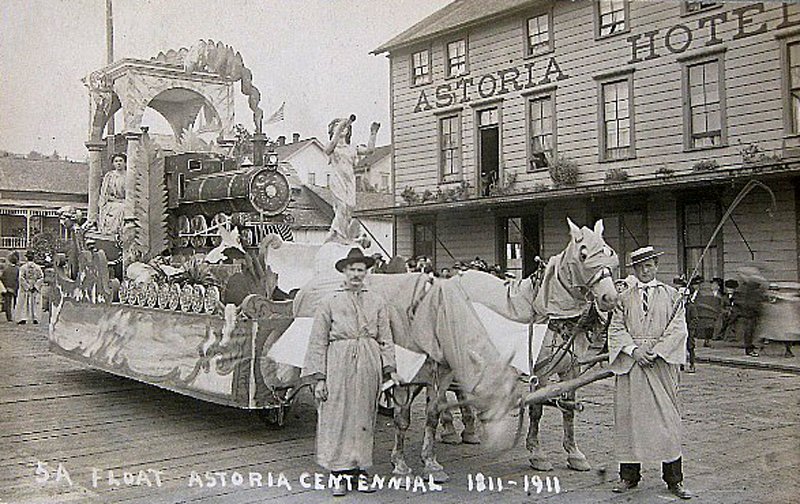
[626,246,664,267]
[335,247,375,272]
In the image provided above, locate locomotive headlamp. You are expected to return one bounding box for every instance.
[266,151,279,169]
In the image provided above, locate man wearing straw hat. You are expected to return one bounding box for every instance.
[608,246,693,499]
[303,247,397,496]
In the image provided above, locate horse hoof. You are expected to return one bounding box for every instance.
[440,432,461,445]
[392,462,412,476]
[428,470,450,484]
[529,457,553,472]
[461,432,481,445]
[567,457,592,472]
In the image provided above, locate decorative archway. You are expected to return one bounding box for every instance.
[83,58,235,224]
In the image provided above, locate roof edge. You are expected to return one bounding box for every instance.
[371,0,540,55]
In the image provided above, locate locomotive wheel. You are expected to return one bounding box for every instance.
[144,281,158,308]
[209,213,230,247]
[168,283,181,311]
[157,283,170,309]
[190,215,208,249]
[128,282,140,306]
[118,280,129,304]
[180,284,194,312]
[177,215,191,248]
[204,286,220,314]
[192,284,206,313]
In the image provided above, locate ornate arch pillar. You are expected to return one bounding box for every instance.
[85,140,107,223]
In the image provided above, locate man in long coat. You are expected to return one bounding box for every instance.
[1,252,19,322]
[303,248,397,496]
[608,246,693,499]
[15,251,43,325]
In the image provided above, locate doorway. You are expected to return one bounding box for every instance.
[478,108,499,197]
[500,215,540,279]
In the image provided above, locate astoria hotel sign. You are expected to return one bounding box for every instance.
[413,56,569,113]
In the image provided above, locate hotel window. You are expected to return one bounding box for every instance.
[411,48,431,86]
[308,172,316,185]
[682,200,720,280]
[788,41,800,134]
[683,1,718,14]
[599,75,634,161]
[596,210,647,276]
[596,0,628,38]
[439,114,462,181]
[528,94,555,170]
[525,12,553,56]
[413,222,436,263]
[447,39,467,78]
[381,173,390,192]
[684,57,726,149]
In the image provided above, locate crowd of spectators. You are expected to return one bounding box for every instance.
[371,254,514,280]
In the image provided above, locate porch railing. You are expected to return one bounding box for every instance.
[0,237,26,249]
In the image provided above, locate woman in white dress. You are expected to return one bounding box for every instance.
[98,153,127,236]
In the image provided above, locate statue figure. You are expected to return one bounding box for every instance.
[324,115,380,244]
[98,153,127,237]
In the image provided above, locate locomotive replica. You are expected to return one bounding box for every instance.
[167,149,292,251]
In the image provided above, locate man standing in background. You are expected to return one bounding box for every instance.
[2,252,19,322]
[16,251,43,325]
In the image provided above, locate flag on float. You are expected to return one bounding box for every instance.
[264,101,285,125]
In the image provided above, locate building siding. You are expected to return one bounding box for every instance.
[391,1,798,196]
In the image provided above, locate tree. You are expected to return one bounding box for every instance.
[231,123,254,165]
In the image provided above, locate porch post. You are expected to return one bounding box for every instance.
[24,211,31,249]
[85,140,106,224]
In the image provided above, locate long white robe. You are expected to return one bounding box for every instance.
[303,285,396,471]
[608,279,687,463]
[15,261,43,323]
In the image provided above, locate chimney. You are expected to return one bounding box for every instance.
[292,133,300,143]
[277,135,286,146]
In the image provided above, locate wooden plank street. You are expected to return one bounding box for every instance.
[1,321,798,504]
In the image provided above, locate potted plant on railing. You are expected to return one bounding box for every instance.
[604,167,629,183]
[739,141,784,167]
[692,159,719,171]
[400,186,420,205]
[548,156,579,187]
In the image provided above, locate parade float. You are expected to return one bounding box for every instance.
[49,42,301,424]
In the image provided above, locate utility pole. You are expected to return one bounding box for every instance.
[106,0,115,138]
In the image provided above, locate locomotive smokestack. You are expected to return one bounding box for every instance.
[252,132,267,166]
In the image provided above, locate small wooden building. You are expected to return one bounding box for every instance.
[0,154,87,253]
[367,0,800,283]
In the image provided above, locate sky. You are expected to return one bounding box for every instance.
[0,0,450,161]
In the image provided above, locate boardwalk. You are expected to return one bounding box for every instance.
[1,322,798,503]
